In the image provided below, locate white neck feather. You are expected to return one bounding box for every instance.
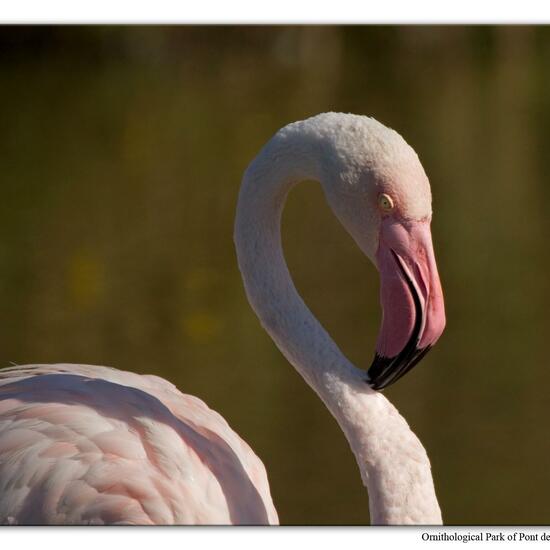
[234,120,442,525]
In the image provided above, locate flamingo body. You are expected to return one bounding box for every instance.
[0,112,445,525]
[0,364,277,525]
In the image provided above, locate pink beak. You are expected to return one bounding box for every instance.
[367,217,446,390]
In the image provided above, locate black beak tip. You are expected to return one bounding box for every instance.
[366,345,432,391]
[366,248,433,391]
[365,353,393,391]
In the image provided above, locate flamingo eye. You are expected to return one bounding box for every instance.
[378,193,394,212]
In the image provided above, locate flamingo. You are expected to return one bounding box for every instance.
[0,112,445,525]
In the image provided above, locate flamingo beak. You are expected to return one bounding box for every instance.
[367,217,445,390]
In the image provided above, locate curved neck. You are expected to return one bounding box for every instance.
[234,129,442,525]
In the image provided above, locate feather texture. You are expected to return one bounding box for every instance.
[0,364,277,525]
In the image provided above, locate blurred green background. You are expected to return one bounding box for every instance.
[0,26,549,525]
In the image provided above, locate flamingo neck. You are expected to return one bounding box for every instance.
[234,127,442,525]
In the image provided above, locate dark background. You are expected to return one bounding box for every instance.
[0,26,549,524]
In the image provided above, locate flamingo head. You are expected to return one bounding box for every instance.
[318,114,446,390]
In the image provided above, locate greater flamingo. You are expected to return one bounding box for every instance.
[0,112,445,525]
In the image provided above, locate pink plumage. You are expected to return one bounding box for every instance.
[0,364,278,525]
[0,113,445,526]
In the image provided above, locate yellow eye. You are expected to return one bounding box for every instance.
[378,193,394,212]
